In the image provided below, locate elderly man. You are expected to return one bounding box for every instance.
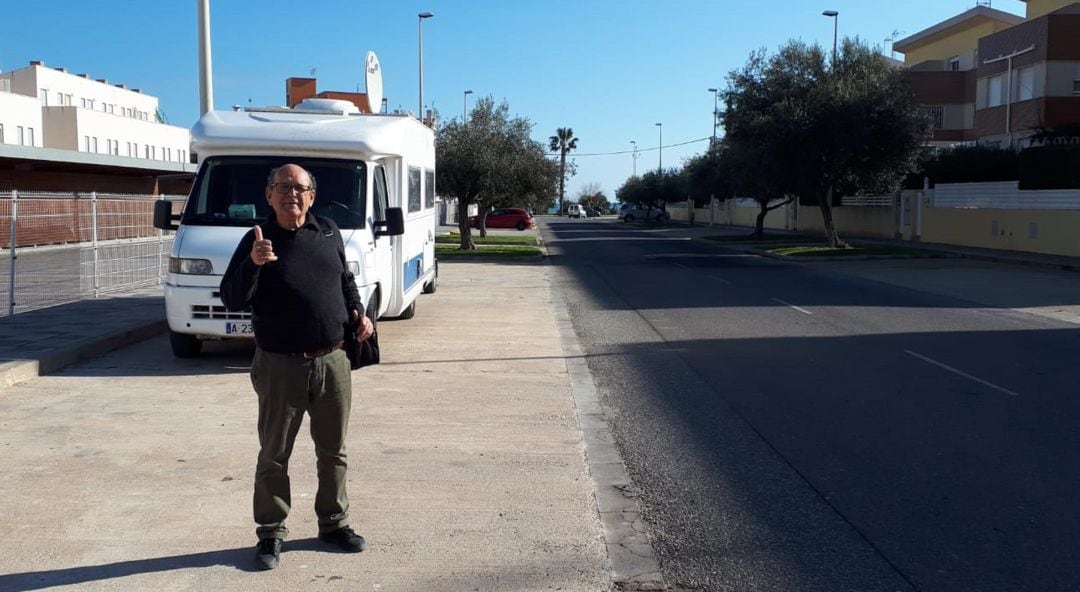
[221,163,373,570]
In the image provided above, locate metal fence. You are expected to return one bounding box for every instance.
[1,191,186,316]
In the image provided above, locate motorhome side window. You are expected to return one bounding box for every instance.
[183,156,367,229]
[373,165,389,222]
[408,165,422,213]
[424,169,435,209]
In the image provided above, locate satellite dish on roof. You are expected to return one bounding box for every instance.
[364,51,383,114]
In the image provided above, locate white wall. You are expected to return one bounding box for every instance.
[1,63,190,162]
[0,92,44,146]
[51,107,190,161]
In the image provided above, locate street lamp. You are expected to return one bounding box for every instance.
[823,10,839,64]
[707,87,719,147]
[655,123,663,174]
[418,11,434,119]
[630,140,638,176]
[463,89,473,121]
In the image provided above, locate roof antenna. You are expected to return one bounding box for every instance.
[976,0,991,7]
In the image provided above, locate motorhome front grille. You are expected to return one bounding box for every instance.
[192,303,251,320]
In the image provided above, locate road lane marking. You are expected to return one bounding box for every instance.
[904,350,1020,397]
[771,298,813,315]
[673,262,733,284]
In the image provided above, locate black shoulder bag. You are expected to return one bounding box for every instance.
[344,313,380,370]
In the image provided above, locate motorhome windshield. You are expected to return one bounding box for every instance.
[182,156,368,229]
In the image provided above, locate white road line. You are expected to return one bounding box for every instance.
[673,263,732,284]
[771,298,813,315]
[904,350,1020,397]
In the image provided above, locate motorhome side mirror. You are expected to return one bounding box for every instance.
[153,199,178,230]
[375,207,405,237]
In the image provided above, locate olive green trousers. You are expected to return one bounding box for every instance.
[250,347,353,540]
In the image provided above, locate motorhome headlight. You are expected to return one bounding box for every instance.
[169,257,214,275]
[347,261,361,276]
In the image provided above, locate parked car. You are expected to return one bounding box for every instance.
[585,207,601,218]
[469,208,534,231]
[618,203,669,222]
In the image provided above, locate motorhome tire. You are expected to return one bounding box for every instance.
[423,261,438,294]
[398,300,416,320]
[365,295,379,333]
[169,330,202,358]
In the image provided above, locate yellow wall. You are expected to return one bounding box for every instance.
[922,208,1080,257]
[796,206,897,238]
[903,21,1010,65]
[1024,0,1076,19]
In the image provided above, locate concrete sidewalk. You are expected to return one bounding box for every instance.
[0,261,663,592]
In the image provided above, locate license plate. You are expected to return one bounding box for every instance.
[225,322,253,335]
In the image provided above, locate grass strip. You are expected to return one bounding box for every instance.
[437,233,538,246]
[435,243,541,258]
[764,244,940,258]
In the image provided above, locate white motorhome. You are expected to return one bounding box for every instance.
[153,97,437,357]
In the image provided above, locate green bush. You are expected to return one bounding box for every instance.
[1018,145,1080,190]
[904,145,1019,189]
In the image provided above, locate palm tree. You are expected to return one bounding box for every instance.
[549,127,578,214]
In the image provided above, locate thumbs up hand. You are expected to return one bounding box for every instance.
[250,225,278,266]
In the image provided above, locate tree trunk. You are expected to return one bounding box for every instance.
[478,205,491,238]
[753,204,767,239]
[817,185,847,248]
[558,151,566,215]
[457,203,476,250]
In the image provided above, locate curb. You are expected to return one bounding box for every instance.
[0,320,167,389]
[548,263,669,592]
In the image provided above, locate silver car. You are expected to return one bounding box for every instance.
[618,203,670,222]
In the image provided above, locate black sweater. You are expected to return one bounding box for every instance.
[220,215,362,354]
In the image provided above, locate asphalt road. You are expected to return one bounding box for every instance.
[542,217,1080,592]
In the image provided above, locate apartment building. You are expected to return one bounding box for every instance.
[0,61,195,193]
[895,0,1080,147]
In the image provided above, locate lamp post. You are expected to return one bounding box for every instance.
[707,87,719,148]
[463,89,473,121]
[655,123,662,174]
[630,140,638,176]
[417,11,434,119]
[823,10,839,64]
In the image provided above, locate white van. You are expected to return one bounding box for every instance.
[566,204,584,218]
[154,98,437,357]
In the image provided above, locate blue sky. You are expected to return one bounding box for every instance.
[2,0,1026,202]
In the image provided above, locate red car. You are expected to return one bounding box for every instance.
[468,208,534,231]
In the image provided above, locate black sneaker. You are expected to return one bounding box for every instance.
[318,526,367,552]
[255,538,282,570]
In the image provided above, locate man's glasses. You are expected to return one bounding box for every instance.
[269,182,313,194]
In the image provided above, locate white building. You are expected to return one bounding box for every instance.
[0,60,190,163]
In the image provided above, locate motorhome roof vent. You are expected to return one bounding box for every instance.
[295,98,360,115]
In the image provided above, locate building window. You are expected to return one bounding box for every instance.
[17,126,24,145]
[948,56,960,71]
[0,123,4,144]
[39,88,48,105]
[988,74,1004,107]
[85,136,91,151]
[81,98,88,108]
[27,128,34,147]
[923,105,945,129]
[1016,66,1035,101]
[92,137,98,153]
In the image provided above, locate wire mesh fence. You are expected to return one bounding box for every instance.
[1,191,186,316]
